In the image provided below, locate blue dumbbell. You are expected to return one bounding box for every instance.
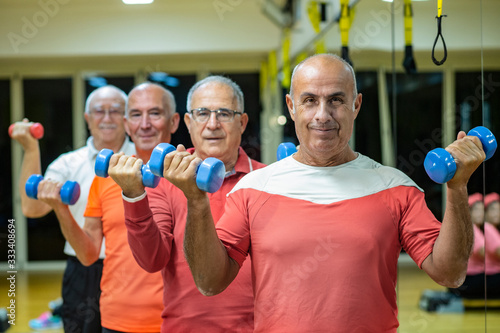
[424,126,497,184]
[277,142,298,161]
[149,143,225,193]
[95,149,160,188]
[25,174,80,205]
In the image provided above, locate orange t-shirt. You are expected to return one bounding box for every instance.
[85,176,163,332]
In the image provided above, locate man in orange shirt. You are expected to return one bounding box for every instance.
[34,82,179,332]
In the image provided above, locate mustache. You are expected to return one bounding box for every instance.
[98,124,118,130]
[309,124,338,130]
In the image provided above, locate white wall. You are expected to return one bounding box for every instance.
[1,0,280,57]
[1,0,499,61]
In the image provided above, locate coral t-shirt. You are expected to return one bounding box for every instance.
[216,154,441,332]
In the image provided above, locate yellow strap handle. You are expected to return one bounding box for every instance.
[437,0,442,18]
[315,39,327,54]
[260,60,268,96]
[307,1,321,34]
[268,50,278,91]
[340,0,351,47]
[281,29,291,89]
[295,52,308,66]
[404,0,413,46]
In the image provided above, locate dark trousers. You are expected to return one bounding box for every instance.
[61,256,103,333]
[102,328,125,333]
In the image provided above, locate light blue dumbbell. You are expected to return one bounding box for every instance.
[424,126,497,184]
[95,149,160,188]
[25,174,80,205]
[277,142,298,161]
[149,143,225,193]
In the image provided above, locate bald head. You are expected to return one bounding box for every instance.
[289,54,358,102]
[127,82,176,118]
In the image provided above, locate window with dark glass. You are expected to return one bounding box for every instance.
[390,73,443,219]
[24,78,73,260]
[355,71,381,163]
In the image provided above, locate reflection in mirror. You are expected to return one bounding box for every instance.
[484,192,500,315]
[390,0,498,331]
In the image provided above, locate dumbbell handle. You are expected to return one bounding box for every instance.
[149,143,225,193]
[9,122,44,139]
[25,174,80,205]
[424,126,497,184]
[95,149,160,188]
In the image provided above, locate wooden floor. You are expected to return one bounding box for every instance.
[0,265,498,332]
[0,270,63,333]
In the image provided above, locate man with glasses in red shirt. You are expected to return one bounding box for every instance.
[109,76,265,332]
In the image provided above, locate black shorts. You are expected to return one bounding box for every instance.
[61,256,103,333]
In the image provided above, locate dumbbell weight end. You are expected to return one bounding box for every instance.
[196,158,225,193]
[277,142,298,161]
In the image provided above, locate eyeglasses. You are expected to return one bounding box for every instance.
[188,108,242,123]
[90,108,124,119]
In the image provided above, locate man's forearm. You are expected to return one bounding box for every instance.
[124,196,173,273]
[425,185,472,287]
[19,146,52,218]
[53,206,101,266]
[183,195,238,296]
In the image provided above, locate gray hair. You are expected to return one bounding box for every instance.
[85,85,128,114]
[125,82,176,118]
[186,75,244,112]
[289,53,358,102]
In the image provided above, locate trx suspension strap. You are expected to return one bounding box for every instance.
[402,0,417,74]
[432,0,447,65]
[307,1,326,54]
[281,28,291,89]
[339,0,354,66]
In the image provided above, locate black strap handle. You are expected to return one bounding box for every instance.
[432,15,447,66]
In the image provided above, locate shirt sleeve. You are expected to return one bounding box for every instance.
[397,187,442,269]
[123,182,174,273]
[84,176,102,218]
[44,154,69,184]
[215,189,251,268]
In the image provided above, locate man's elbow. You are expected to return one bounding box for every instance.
[134,259,162,273]
[433,270,467,288]
[77,253,99,267]
[22,205,48,219]
[196,283,226,297]
[192,273,229,297]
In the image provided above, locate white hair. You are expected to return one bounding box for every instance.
[186,75,244,112]
[85,85,128,114]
